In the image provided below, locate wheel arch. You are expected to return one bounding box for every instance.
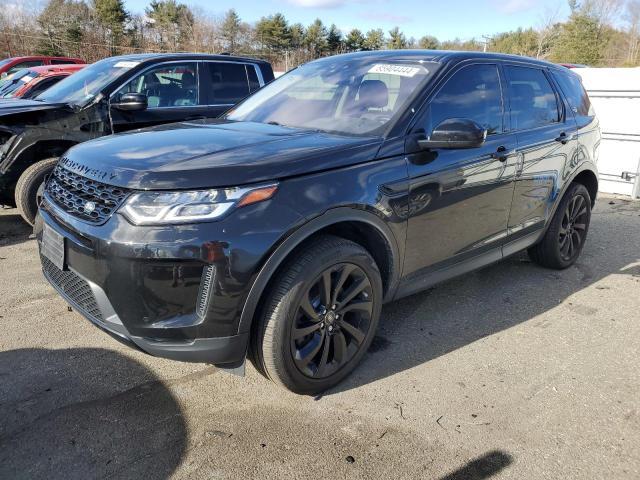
[237,207,403,335]
[572,168,598,207]
[8,140,77,177]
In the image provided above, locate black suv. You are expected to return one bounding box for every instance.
[0,53,274,224]
[36,51,600,394]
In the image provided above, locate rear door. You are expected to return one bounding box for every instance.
[200,61,259,115]
[110,61,213,133]
[403,62,519,280]
[502,64,578,255]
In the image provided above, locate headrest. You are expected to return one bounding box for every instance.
[181,71,196,87]
[358,79,389,109]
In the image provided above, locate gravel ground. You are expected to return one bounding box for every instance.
[0,195,638,480]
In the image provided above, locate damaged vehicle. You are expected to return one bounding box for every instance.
[0,53,274,224]
[37,51,600,394]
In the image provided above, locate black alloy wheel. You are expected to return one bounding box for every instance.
[558,193,589,262]
[291,263,374,379]
[528,182,592,269]
[253,235,382,394]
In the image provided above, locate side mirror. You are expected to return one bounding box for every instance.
[418,118,487,150]
[112,92,148,112]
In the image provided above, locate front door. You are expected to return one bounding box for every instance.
[403,62,519,283]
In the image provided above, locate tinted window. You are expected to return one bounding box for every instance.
[247,65,261,92]
[552,70,592,117]
[51,59,74,65]
[25,77,63,98]
[505,66,559,130]
[120,62,198,108]
[205,62,250,104]
[8,60,44,75]
[427,64,503,136]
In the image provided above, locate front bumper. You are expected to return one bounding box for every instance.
[41,253,248,363]
[36,192,302,364]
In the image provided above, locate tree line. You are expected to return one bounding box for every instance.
[1,0,639,71]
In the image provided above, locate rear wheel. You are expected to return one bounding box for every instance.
[528,183,592,269]
[15,157,58,226]
[253,235,382,394]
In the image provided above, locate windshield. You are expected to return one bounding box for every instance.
[226,57,439,135]
[0,70,38,98]
[36,57,140,106]
[0,58,15,69]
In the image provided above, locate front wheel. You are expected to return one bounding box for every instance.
[528,183,592,269]
[253,235,383,394]
[15,158,58,226]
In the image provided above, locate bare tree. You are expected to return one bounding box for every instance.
[536,5,561,59]
[626,0,640,64]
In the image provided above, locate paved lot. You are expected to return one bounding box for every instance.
[0,196,638,480]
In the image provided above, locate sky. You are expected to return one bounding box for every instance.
[124,0,572,41]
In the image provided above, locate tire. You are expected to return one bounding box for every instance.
[15,157,58,226]
[253,235,383,394]
[528,183,592,269]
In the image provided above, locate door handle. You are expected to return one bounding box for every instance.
[555,132,568,144]
[491,146,511,162]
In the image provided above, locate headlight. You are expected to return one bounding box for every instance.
[120,183,278,225]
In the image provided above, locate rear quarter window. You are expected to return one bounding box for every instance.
[551,70,593,117]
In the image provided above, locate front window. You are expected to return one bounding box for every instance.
[117,62,198,108]
[425,64,504,136]
[226,57,439,135]
[36,57,141,106]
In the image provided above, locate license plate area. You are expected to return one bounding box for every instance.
[42,223,65,270]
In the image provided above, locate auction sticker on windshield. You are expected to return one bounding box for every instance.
[367,64,423,77]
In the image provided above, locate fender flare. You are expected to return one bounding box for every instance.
[236,207,403,334]
[535,161,599,242]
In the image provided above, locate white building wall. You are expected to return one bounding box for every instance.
[575,68,640,198]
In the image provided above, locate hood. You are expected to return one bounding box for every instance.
[60,120,383,189]
[0,98,68,115]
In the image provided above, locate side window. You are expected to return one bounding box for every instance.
[551,70,592,117]
[26,77,61,98]
[119,62,198,108]
[8,60,44,75]
[505,66,559,130]
[246,65,261,92]
[427,64,503,136]
[205,62,250,104]
[51,59,73,65]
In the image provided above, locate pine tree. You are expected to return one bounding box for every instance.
[221,9,241,53]
[387,27,407,49]
[363,28,385,50]
[345,29,365,51]
[304,19,328,57]
[327,24,343,52]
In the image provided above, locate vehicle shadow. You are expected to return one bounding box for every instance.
[0,209,32,247]
[437,450,513,480]
[333,199,640,393]
[0,348,188,479]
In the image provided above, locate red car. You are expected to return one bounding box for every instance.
[0,64,86,99]
[0,56,84,78]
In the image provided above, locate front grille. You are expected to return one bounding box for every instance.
[45,163,129,224]
[42,256,103,321]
